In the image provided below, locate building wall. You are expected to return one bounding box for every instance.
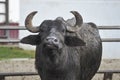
[0,0,19,40]
[0,0,19,23]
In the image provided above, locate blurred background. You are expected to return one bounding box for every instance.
[0,0,120,80]
[1,0,120,59]
[20,0,120,59]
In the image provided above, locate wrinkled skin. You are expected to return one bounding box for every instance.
[21,12,102,80]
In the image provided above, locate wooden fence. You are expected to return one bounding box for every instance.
[0,25,120,80]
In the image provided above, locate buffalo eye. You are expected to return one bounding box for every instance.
[62,29,65,33]
[40,26,49,32]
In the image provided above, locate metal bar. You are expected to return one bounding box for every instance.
[0,70,119,76]
[102,38,120,42]
[103,72,113,80]
[97,70,120,73]
[0,13,6,15]
[0,72,38,76]
[0,1,6,4]
[0,26,120,30]
[98,26,120,30]
[0,39,20,43]
[0,26,26,30]
[5,0,9,24]
[0,38,120,43]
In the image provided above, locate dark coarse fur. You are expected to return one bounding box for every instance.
[21,17,102,80]
[35,20,102,80]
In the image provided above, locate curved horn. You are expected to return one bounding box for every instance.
[66,11,83,32]
[25,11,39,33]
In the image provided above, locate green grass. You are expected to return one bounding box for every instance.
[0,46,35,60]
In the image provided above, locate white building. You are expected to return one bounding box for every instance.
[0,0,19,23]
[19,0,120,59]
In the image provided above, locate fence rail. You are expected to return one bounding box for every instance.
[0,70,120,80]
[0,26,119,30]
[0,26,120,80]
[98,26,120,30]
[0,38,120,43]
[0,72,38,80]
[0,26,120,43]
[0,39,20,43]
[0,25,120,30]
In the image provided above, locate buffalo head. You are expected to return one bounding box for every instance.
[21,11,85,50]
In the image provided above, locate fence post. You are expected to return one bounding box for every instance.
[0,76,5,80]
[103,72,113,80]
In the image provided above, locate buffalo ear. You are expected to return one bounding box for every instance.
[65,36,86,47]
[20,35,40,45]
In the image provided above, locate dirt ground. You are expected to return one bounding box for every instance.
[0,59,120,80]
[93,59,120,80]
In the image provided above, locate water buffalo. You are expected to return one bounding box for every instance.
[20,11,102,80]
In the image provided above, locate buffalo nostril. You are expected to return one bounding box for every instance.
[46,38,49,41]
[45,37,59,43]
[54,39,58,42]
